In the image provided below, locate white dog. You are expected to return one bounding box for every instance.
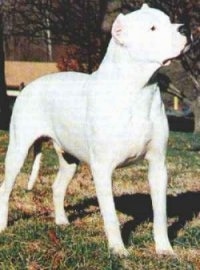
[0,4,190,256]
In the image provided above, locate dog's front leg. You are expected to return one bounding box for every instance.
[147,156,174,255]
[91,163,128,257]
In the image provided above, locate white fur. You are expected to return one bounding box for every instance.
[28,152,42,191]
[0,5,188,256]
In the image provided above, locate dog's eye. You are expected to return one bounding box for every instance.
[150,26,156,31]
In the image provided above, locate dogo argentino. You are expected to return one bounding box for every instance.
[0,4,190,256]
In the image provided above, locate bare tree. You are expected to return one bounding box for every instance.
[0,7,10,130]
[2,0,109,72]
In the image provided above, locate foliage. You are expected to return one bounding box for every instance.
[1,1,100,44]
[56,44,101,73]
[1,0,105,71]
[0,130,199,269]
[1,0,200,74]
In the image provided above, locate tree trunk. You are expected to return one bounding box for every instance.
[0,14,10,130]
[191,96,200,150]
[192,96,200,134]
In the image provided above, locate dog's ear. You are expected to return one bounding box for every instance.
[111,13,125,45]
[141,3,150,9]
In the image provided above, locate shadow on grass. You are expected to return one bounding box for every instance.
[8,191,200,247]
[66,191,200,245]
[116,191,200,244]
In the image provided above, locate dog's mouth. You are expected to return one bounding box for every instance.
[162,59,172,66]
[182,43,191,54]
[162,43,191,66]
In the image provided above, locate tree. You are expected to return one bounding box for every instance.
[0,9,10,130]
[2,0,109,72]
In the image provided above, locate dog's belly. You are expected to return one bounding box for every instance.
[50,100,90,163]
[117,119,153,167]
[52,124,89,163]
[48,92,90,162]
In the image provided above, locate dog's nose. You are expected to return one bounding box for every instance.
[178,25,192,43]
[178,25,190,37]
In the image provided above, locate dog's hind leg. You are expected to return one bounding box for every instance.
[27,139,43,191]
[0,135,33,232]
[52,142,77,225]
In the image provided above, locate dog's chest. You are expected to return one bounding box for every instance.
[127,118,152,159]
[108,116,153,168]
[88,82,157,165]
[118,84,160,165]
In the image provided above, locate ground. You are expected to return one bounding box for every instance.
[0,130,199,269]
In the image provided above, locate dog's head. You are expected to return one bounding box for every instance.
[111,4,191,66]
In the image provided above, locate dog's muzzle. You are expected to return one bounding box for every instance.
[162,25,192,66]
[178,24,192,54]
[178,24,192,43]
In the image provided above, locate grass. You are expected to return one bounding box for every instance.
[0,130,199,269]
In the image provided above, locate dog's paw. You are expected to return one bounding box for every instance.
[156,247,176,257]
[55,217,69,226]
[0,223,7,233]
[110,246,129,257]
[27,182,34,191]
[155,239,176,257]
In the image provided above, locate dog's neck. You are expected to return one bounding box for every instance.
[97,39,161,90]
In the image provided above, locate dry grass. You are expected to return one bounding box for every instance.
[0,130,199,269]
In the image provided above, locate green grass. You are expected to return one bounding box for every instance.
[0,131,199,269]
